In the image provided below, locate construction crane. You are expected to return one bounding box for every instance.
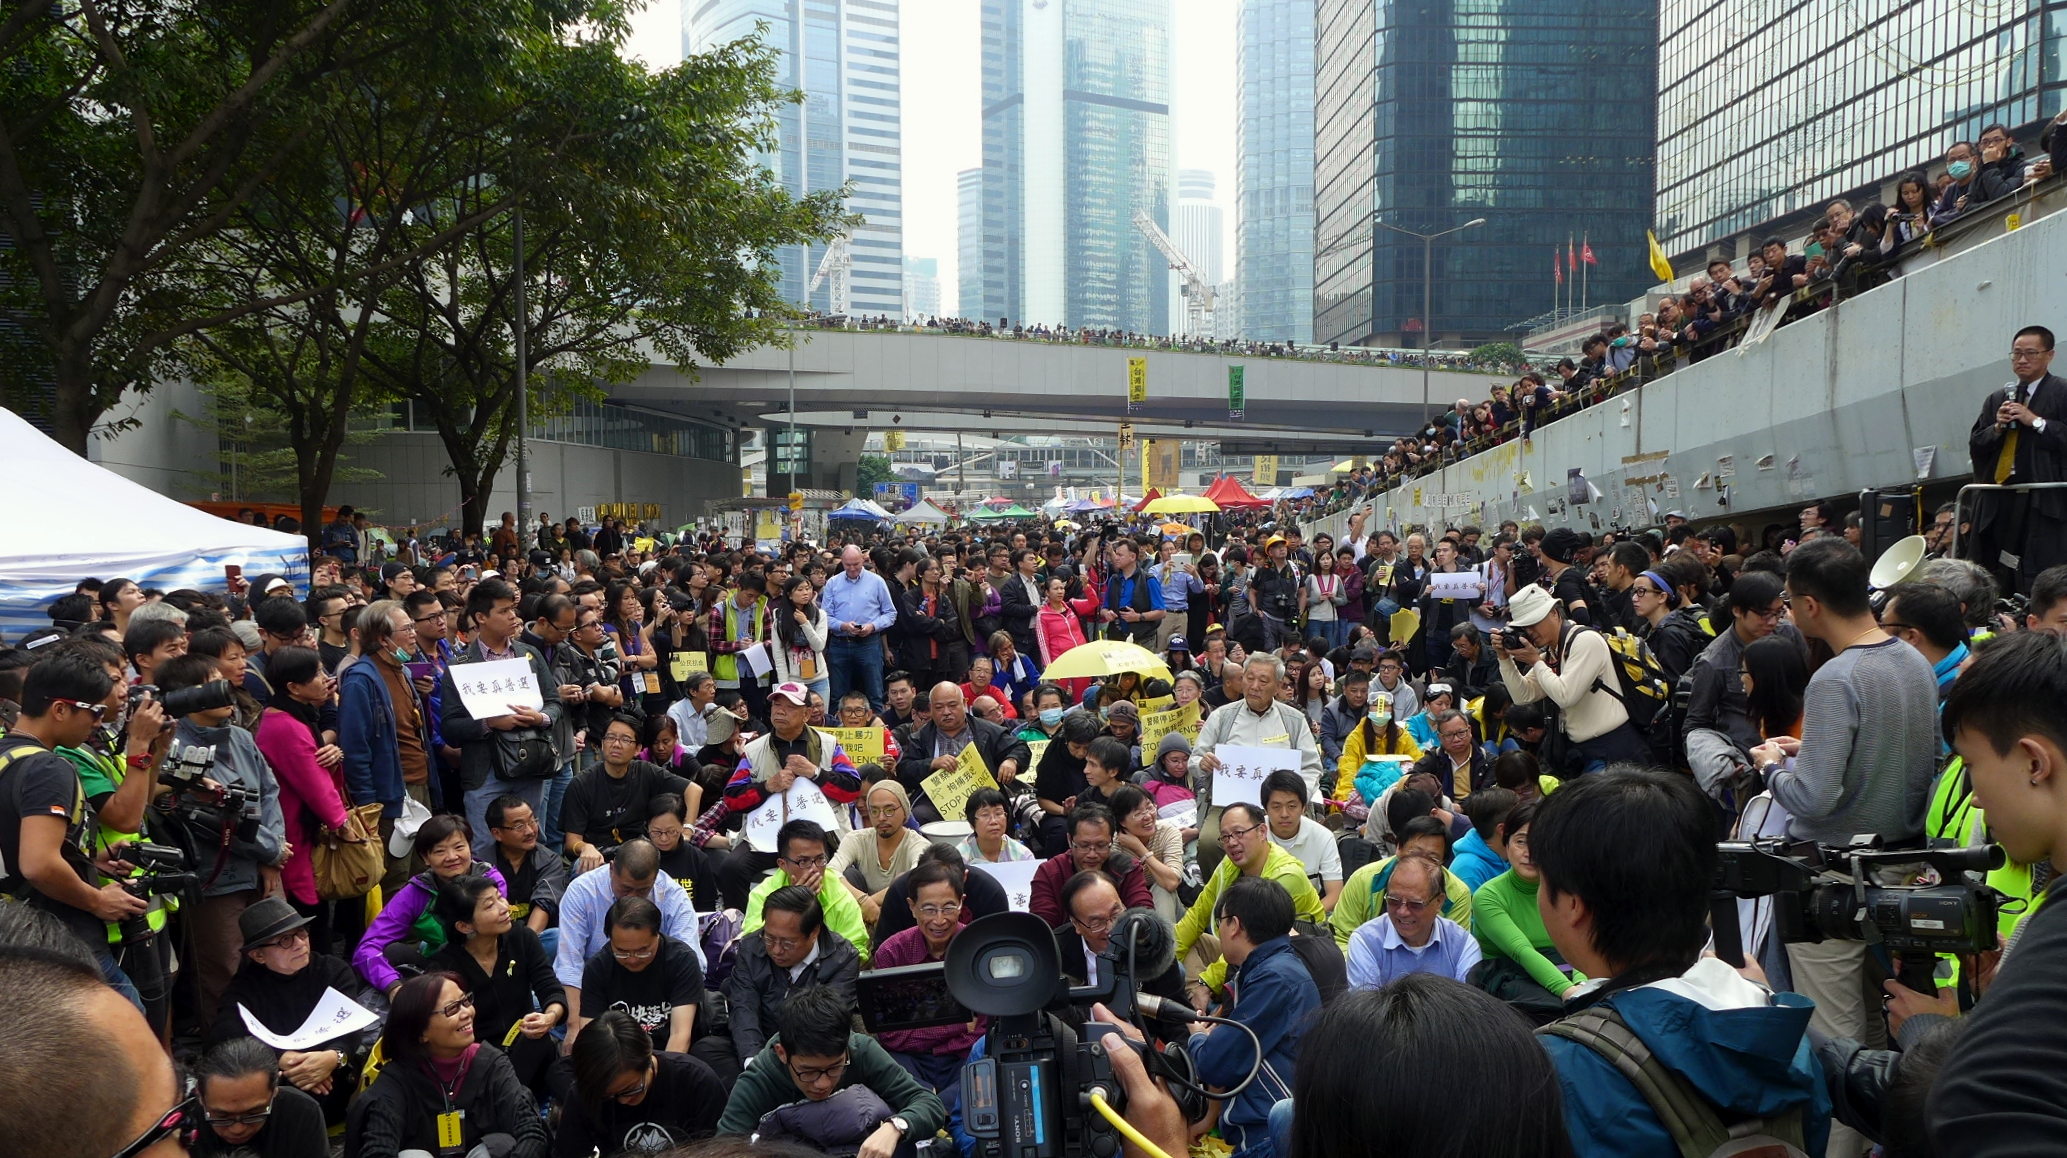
[1133,209,1215,337]
[805,232,852,318]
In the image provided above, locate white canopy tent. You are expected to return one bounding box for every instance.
[0,408,310,641]
[892,499,951,525]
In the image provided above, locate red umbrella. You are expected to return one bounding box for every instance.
[1130,487,1162,513]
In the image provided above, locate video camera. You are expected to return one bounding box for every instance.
[109,841,194,947]
[156,742,262,846]
[854,910,1248,1158]
[1713,836,2005,992]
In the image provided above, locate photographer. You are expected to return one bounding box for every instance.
[158,652,288,1029]
[1186,876,1321,1158]
[1491,586,1652,772]
[1927,631,2067,1153]
[0,647,156,982]
[1531,767,1831,1158]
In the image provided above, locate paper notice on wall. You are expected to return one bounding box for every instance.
[1914,446,1937,479]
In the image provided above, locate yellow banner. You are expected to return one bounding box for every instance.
[1139,702,1202,754]
[1127,357,1147,404]
[923,744,1001,821]
[824,726,887,767]
[1138,695,1175,713]
[1253,454,1278,487]
[1025,739,1050,773]
[669,651,709,682]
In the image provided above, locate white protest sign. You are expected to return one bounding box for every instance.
[974,858,1043,913]
[1210,744,1301,809]
[742,777,841,852]
[1428,570,1485,602]
[451,658,546,720]
[239,987,380,1052]
[742,641,776,679]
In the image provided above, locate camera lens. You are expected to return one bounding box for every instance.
[160,679,237,718]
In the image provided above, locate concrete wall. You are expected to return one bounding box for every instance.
[96,378,744,532]
[1306,194,2067,540]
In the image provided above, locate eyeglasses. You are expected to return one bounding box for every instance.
[1631,584,1662,597]
[494,816,540,833]
[782,855,829,870]
[646,826,683,842]
[611,942,657,961]
[915,902,963,919]
[1383,894,1434,914]
[865,805,905,819]
[1069,840,1114,854]
[1219,822,1264,843]
[789,1055,851,1084]
[412,614,443,625]
[436,992,475,1019]
[1071,910,1122,933]
[112,1094,202,1158]
[57,699,109,720]
[611,1061,656,1102]
[2012,348,2047,361]
[1879,621,1915,635]
[764,934,806,953]
[257,928,310,952]
[1751,604,1786,620]
[202,1100,275,1128]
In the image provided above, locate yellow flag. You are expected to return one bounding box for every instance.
[1646,230,1675,283]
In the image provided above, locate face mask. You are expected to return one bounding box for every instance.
[1367,706,1391,724]
[1039,707,1064,726]
[393,646,413,663]
[1948,160,1972,179]
[1098,706,1112,721]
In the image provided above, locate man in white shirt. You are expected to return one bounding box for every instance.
[666,671,718,750]
[1262,769,1343,910]
[1491,584,1652,773]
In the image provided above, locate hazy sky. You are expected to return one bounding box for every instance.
[622,0,1236,311]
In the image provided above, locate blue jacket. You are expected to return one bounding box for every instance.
[1542,959,1831,1158]
[338,658,407,817]
[1450,829,1509,894]
[1189,936,1319,1157]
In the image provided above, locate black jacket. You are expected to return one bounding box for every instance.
[1929,879,2067,1156]
[871,862,1009,953]
[209,953,380,1062]
[1054,925,1193,1043]
[723,926,863,1058]
[344,1044,547,1158]
[999,571,1043,657]
[888,579,955,673]
[439,639,566,792]
[893,716,1032,810]
[427,926,566,1051]
[1970,373,2067,524]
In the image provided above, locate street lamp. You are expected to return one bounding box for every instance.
[1373,216,1486,428]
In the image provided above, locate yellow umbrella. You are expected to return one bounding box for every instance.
[1040,640,1174,683]
[1143,493,1221,514]
[1157,521,1192,536]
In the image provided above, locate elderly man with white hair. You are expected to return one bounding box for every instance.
[1191,652,1323,876]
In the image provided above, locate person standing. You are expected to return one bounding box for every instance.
[439,578,563,861]
[709,571,773,725]
[1099,537,1166,647]
[1969,325,2067,588]
[820,546,899,713]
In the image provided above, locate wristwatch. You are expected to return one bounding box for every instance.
[888,1117,911,1138]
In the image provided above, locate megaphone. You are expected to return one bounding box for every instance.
[1869,534,1928,590]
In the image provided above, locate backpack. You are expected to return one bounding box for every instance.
[1568,624,1672,734]
[1539,1004,1811,1158]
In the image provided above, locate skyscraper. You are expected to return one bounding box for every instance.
[1236,0,1313,344]
[1656,1,2060,255]
[1313,0,1656,349]
[957,167,984,319]
[1170,170,1223,335]
[686,0,903,317]
[903,256,940,321]
[980,0,1173,334]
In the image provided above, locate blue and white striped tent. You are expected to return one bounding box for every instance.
[0,407,308,643]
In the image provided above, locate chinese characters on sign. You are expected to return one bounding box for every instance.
[743,780,840,852]
[824,727,887,766]
[453,658,546,720]
[922,744,1000,822]
[1209,744,1301,809]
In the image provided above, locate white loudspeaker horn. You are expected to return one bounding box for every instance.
[1869,535,1928,589]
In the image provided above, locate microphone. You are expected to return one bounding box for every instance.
[1099,907,1176,979]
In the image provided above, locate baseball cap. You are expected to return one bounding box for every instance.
[380,562,409,583]
[1507,584,1557,627]
[1166,635,1190,653]
[769,680,811,706]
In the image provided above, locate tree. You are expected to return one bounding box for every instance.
[855,454,896,492]
[362,31,854,538]
[169,375,385,503]
[1469,341,1524,368]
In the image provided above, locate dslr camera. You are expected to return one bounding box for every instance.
[108,842,195,947]
[1713,836,2004,992]
[157,742,263,846]
[128,679,237,724]
[855,910,1241,1158]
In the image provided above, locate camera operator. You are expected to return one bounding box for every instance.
[157,652,288,1029]
[1926,631,2067,1153]
[0,647,155,985]
[1491,586,1652,772]
[1531,766,1832,1158]
[1185,876,1320,1158]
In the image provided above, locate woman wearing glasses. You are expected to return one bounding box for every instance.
[427,875,565,1098]
[344,970,548,1158]
[560,1008,727,1158]
[209,896,380,1126]
[574,895,706,1055]
[868,860,988,1099]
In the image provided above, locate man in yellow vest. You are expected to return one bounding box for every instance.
[709,571,773,723]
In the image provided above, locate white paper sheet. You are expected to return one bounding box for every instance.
[1210,744,1301,809]
[742,642,776,679]
[973,858,1044,913]
[239,987,379,1052]
[450,658,546,720]
[742,778,842,851]
[1427,571,1484,602]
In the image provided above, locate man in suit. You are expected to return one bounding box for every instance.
[892,682,1031,823]
[1970,325,2067,590]
[1054,872,1190,1043]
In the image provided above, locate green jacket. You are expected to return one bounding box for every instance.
[717,1031,947,1138]
[1329,854,1474,949]
[743,868,873,967]
[1174,843,1326,992]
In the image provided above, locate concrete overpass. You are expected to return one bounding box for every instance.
[610,328,1515,456]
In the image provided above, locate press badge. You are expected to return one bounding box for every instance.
[437,1109,466,1154]
[1260,734,1289,746]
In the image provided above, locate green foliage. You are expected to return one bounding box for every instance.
[1469,341,1525,367]
[169,377,386,503]
[855,455,897,492]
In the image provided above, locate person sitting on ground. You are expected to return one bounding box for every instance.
[723,886,863,1068]
[870,842,1011,951]
[1471,801,1586,1004]
[1055,872,1192,1040]
[643,793,718,911]
[426,874,565,1098]
[742,819,873,965]
[1261,770,1343,910]
[209,897,381,1125]
[1344,853,1481,990]
[869,861,989,1098]
[354,814,507,995]
[483,794,569,944]
[1451,787,1519,893]
[557,1008,727,1158]
[955,786,1036,864]
[1189,877,1322,1158]
[562,711,690,873]
[552,839,706,1037]
[190,1037,331,1158]
[1029,805,1155,928]
[344,970,548,1158]
[1332,815,1475,947]
[715,984,947,1151]
[572,895,706,1059]
[830,780,928,924]
[1174,801,1328,1001]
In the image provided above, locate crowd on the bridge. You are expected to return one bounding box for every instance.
[13,366,2067,1158]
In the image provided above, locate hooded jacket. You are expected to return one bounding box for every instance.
[1541,957,1832,1158]
[1449,828,1509,893]
[171,717,287,897]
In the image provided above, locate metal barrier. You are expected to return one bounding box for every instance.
[1949,481,2067,571]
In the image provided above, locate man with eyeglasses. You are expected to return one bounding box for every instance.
[553,838,706,1033]
[741,819,873,967]
[402,588,460,805]
[485,794,568,943]
[1056,872,1191,1041]
[1028,803,1154,929]
[189,1037,327,1157]
[562,712,689,874]
[1170,801,1326,1003]
[305,588,352,675]
[1970,324,2067,588]
[830,781,927,924]
[724,885,862,1066]
[1343,853,1479,990]
[548,599,623,853]
[1682,570,1804,759]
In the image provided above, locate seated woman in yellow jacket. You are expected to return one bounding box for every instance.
[1334,698,1423,806]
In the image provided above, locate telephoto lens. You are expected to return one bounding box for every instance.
[159,679,236,718]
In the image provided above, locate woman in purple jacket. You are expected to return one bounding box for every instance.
[353,814,507,994]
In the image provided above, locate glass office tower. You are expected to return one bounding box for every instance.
[1314,0,1657,348]
[1657,0,2063,253]
[1237,0,1315,344]
[687,0,904,316]
[979,0,1172,334]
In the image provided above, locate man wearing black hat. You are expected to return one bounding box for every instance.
[379,562,417,603]
[1537,527,1594,625]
